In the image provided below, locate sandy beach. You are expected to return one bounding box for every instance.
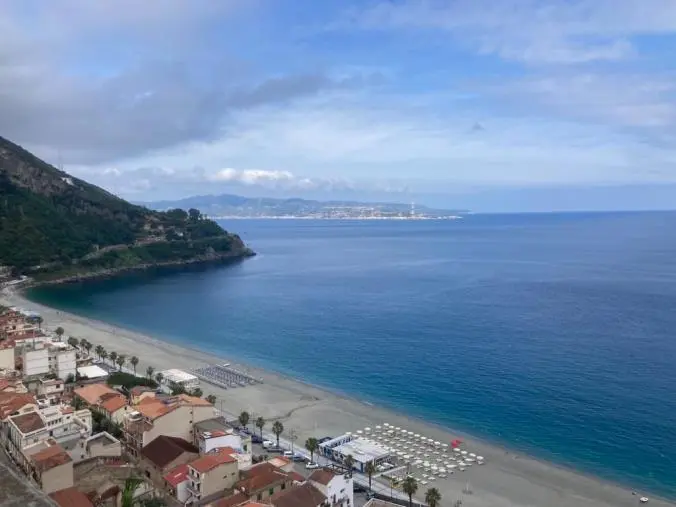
[2,286,673,507]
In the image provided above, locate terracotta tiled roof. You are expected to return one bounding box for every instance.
[31,443,72,472]
[0,339,15,350]
[101,395,127,414]
[130,386,153,396]
[269,483,326,507]
[134,399,174,420]
[49,487,94,507]
[141,435,198,470]
[74,383,119,405]
[308,468,338,486]
[209,492,249,507]
[178,393,213,406]
[164,463,189,487]
[0,392,37,419]
[189,447,237,473]
[10,411,45,434]
[237,463,289,494]
[289,471,307,483]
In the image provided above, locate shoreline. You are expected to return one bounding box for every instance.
[3,286,673,507]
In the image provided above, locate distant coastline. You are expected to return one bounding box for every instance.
[205,215,464,220]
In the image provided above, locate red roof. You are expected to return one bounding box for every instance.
[269,483,327,507]
[164,463,189,487]
[210,492,249,507]
[0,392,37,419]
[289,471,307,483]
[31,444,72,472]
[50,487,94,507]
[189,447,237,473]
[236,463,290,494]
[308,468,338,486]
[11,411,45,434]
[101,395,127,413]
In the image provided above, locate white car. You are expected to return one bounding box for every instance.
[262,440,274,449]
[305,462,320,469]
[283,450,294,457]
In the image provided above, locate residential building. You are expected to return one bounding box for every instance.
[267,456,294,473]
[0,375,27,393]
[124,394,214,452]
[0,339,15,370]
[21,341,77,380]
[208,491,249,507]
[140,435,199,485]
[269,482,328,507]
[37,379,65,405]
[235,462,292,504]
[25,440,74,493]
[309,468,353,507]
[194,417,252,469]
[49,487,95,507]
[67,431,122,462]
[0,310,38,336]
[74,383,128,423]
[48,343,77,380]
[130,386,155,404]
[187,447,239,504]
[164,463,191,504]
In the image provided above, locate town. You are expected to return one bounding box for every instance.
[0,303,459,507]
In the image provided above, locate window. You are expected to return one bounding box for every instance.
[281,483,286,490]
[269,488,274,496]
[257,494,262,501]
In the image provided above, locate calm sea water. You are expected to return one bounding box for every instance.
[29,213,676,496]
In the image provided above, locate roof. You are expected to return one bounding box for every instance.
[308,468,338,486]
[101,394,127,413]
[74,383,118,405]
[209,492,249,507]
[177,393,212,406]
[164,463,189,487]
[194,416,230,433]
[332,436,390,464]
[269,483,327,507]
[267,456,291,469]
[141,436,198,469]
[237,463,289,494]
[130,386,153,396]
[31,444,72,472]
[0,392,37,419]
[160,369,198,383]
[289,471,306,483]
[76,365,108,379]
[134,398,175,420]
[49,487,94,507]
[11,411,45,434]
[189,447,237,473]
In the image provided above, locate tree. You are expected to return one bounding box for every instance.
[67,336,78,348]
[130,356,139,374]
[109,351,118,366]
[55,327,64,340]
[191,387,203,398]
[95,344,104,360]
[188,208,202,222]
[239,411,250,430]
[84,341,93,356]
[425,487,442,507]
[65,373,75,384]
[79,338,87,350]
[100,350,108,364]
[35,316,43,330]
[116,354,126,371]
[146,366,154,379]
[155,372,164,384]
[364,461,376,491]
[402,476,418,507]
[120,477,143,507]
[305,437,318,463]
[255,417,265,440]
[206,394,217,404]
[344,454,355,477]
[272,421,284,448]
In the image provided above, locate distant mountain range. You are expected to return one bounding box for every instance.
[139,194,468,219]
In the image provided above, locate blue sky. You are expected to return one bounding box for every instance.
[1,0,676,211]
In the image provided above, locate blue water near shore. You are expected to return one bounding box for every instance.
[28,212,676,497]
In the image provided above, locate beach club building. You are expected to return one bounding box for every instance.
[319,434,390,473]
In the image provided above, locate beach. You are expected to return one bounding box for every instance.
[3,286,673,507]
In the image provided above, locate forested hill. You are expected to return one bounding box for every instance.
[0,136,253,280]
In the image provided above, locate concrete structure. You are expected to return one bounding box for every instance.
[267,456,294,473]
[37,378,64,405]
[25,440,74,493]
[82,432,122,460]
[187,447,239,504]
[320,434,390,472]
[140,435,199,485]
[22,343,49,377]
[236,462,292,504]
[164,463,191,504]
[76,365,109,381]
[309,468,353,507]
[21,342,77,380]
[0,340,15,371]
[160,368,199,391]
[194,418,253,470]
[50,487,95,507]
[124,394,214,452]
[50,344,76,380]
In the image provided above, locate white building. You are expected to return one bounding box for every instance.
[0,340,15,371]
[76,364,109,381]
[50,344,76,380]
[21,342,76,380]
[37,379,65,405]
[320,434,390,472]
[160,369,199,391]
[22,343,49,377]
[309,468,354,507]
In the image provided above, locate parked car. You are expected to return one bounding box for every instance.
[305,462,320,469]
[251,434,263,443]
[262,440,274,449]
[283,450,294,458]
[293,454,307,462]
[353,484,366,493]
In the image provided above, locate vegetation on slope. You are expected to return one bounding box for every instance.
[0,136,252,278]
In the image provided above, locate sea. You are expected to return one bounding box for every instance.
[28,212,676,497]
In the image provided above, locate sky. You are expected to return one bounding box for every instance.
[1,0,676,212]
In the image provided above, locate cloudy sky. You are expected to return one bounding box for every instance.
[2,0,676,211]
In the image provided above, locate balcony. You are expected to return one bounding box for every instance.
[186,482,202,498]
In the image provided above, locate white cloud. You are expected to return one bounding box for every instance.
[345,0,676,65]
[209,168,294,185]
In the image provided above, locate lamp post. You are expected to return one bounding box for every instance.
[290,429,297,455]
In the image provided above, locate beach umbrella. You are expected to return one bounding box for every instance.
[346,432,352,436]
[365,427,371,432]
[469,453,476,458]
[376,425,382,429]
[395,427,401,431]
[461,450,468,456]
[357,430,363,435]
[414,433,420,438]
[384,423,390,427]
[451,439,463,447]
[434,440,441,446]
[476,456,484,461]
[453,448,461,453]
[449,464,457,469]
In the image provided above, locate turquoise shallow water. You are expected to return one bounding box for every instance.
[28,212,676,497]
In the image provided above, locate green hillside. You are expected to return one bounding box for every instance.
[0,136,252,279]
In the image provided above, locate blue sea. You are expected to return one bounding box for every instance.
[28,212,676,497]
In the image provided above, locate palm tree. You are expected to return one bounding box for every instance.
[146,366,155,379]
[304,437,318,463]
[425,487,442,507]
[120,477,143,507]
[192,387,203,398]
[79,338,87,350]
[67,336,78,348]
[116,354,126,371]
[238,411,250,430]
[155,372,164,385]
[364,461,376,491]
[206,394,217,404]
[100,350,108,364]
[109,351,118,366]
[402,476,418,507]
[272,421,284,448]
[84,341,93,356]
[55,327,64,341]
[130,356,139,375]
[95,344,104,360]
[255,417,265,440]
[35,316,43,330]
[344,454,355,477]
